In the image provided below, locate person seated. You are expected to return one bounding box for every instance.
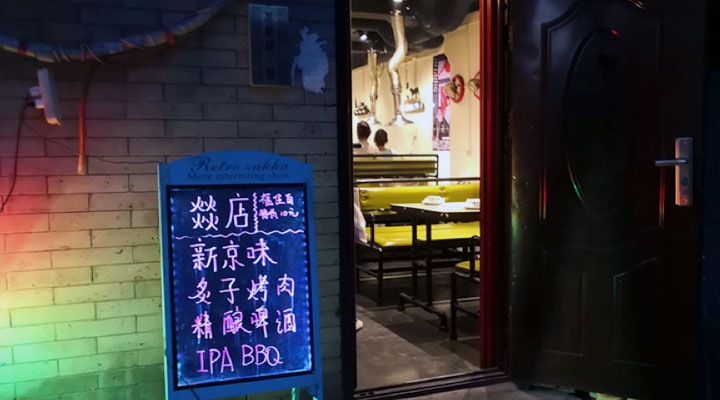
[354,121,378,155]
[374,129,398,156]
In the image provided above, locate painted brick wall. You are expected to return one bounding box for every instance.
[0,1,341,399]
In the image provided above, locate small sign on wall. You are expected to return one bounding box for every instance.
[249,4,291,87]
[159,151,324,399]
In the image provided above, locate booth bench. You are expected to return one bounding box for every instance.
[356,181,480,306]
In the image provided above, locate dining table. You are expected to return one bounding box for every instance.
[390,201,480,331]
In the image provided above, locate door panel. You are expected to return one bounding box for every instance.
[509,0,704,398]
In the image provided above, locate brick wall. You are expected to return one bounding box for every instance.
[0,0,342,399]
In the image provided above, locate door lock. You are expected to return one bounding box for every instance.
[655,137,693,206]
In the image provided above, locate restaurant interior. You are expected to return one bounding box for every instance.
[349,0,485,392]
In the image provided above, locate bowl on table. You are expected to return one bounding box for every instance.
[422,196,445,206]
[465,198,481,209]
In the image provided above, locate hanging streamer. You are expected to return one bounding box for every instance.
[0,0,231,63]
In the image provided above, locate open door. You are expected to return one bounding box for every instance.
[508,0,705,399]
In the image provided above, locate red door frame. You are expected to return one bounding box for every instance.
[479,0,502,369]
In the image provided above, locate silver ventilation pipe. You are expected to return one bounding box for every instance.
[386,10,412,126]
[366,49,380,125]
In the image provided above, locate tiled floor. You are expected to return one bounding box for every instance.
[355,262,482,390]
[409,383,583,399]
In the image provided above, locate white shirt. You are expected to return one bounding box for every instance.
[354,140,378,155]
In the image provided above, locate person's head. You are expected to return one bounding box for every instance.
[357,121,371,141]
[374,129,389,148]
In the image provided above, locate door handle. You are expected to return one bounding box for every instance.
[655,137,693,206]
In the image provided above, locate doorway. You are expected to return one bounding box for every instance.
[344,0,507,395]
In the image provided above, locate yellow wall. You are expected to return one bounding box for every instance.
[351,12,480,177]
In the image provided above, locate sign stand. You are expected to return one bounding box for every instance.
[158,151,324,400]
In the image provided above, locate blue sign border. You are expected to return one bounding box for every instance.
[158,151,324,400]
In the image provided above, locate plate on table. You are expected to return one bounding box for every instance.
[464,198,481,209]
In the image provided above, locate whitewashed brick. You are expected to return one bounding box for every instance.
[0,177,46,195]
[131,210,158,228]
[90,192,157,211]
[204,138,273,152]
[164,84,236,103]
[6,231,90,252]
[56,317,136,340]
[48,175,129,194]
[202,67,249,85]
[129,138,203,155]
[88,83,162,101]
[127,102,202,120]
[96,298,161,319]
[163,49,235,67]
[54,282,135,304]
[45,138,128,157]
[0,214,49,233]
[0,157,77,176]
[93,262,160,283]
[86,120,163,138]
[129,174,157,192]
[88,156,163,174]
[50,211,131,231]
[92,228,158,247]
[203,103,272,120]
[7,267,92,290]
[0,252,51,272]
[126,66,201,84]
[0,288,54,309]
[11,303,95,326]
[52,247,133,268]
[132,245,159,263]
[165,121,237,137]
[1,194,88,214]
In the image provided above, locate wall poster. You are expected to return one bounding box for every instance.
[433,54,452,151]
[159,151,324,400]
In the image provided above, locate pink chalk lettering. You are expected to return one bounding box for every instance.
[222,306,252,335]
[190,195,217,213]
[259,193,273,207]
[225,194,250,229]
[188,277,211,305]
[250,305,269,338]
[277,274,295,297]
[285,193,294,205]
[258,208,279,220]
[191,311,213,339]
[197,350,209,373]
[246,238,277,267]
[190,239,218,272]
[221,240,244,270]
[241,344,283,367]
[190,195,219,231]
[276,308,297,335]
[247,274,269,303]
[198,347,235,374]
[273,193,285,205]
[219,277,239,304]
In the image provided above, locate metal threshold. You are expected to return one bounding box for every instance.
[354,368,509,400]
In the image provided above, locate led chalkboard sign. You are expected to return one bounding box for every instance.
[159,152,324,400]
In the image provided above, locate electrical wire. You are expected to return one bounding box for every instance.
[0,95,31,214]
[21,121,163,165]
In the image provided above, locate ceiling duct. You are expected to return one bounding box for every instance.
[367,49,381,125]
[351,0,476,69]
[386,10,412,126]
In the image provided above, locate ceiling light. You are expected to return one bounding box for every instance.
[360,32,368,41]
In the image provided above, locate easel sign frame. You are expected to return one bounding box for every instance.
[158,151,324,400]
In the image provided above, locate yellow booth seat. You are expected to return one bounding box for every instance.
[359,183,480,212]
[366,222,480,248]
[455,260,480,272]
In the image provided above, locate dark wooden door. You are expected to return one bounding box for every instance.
[508,0,705,398]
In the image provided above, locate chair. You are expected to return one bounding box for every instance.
[450,236,480,341]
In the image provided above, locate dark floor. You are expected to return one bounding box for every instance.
[409,382,585,399]
[356,261,482,390]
